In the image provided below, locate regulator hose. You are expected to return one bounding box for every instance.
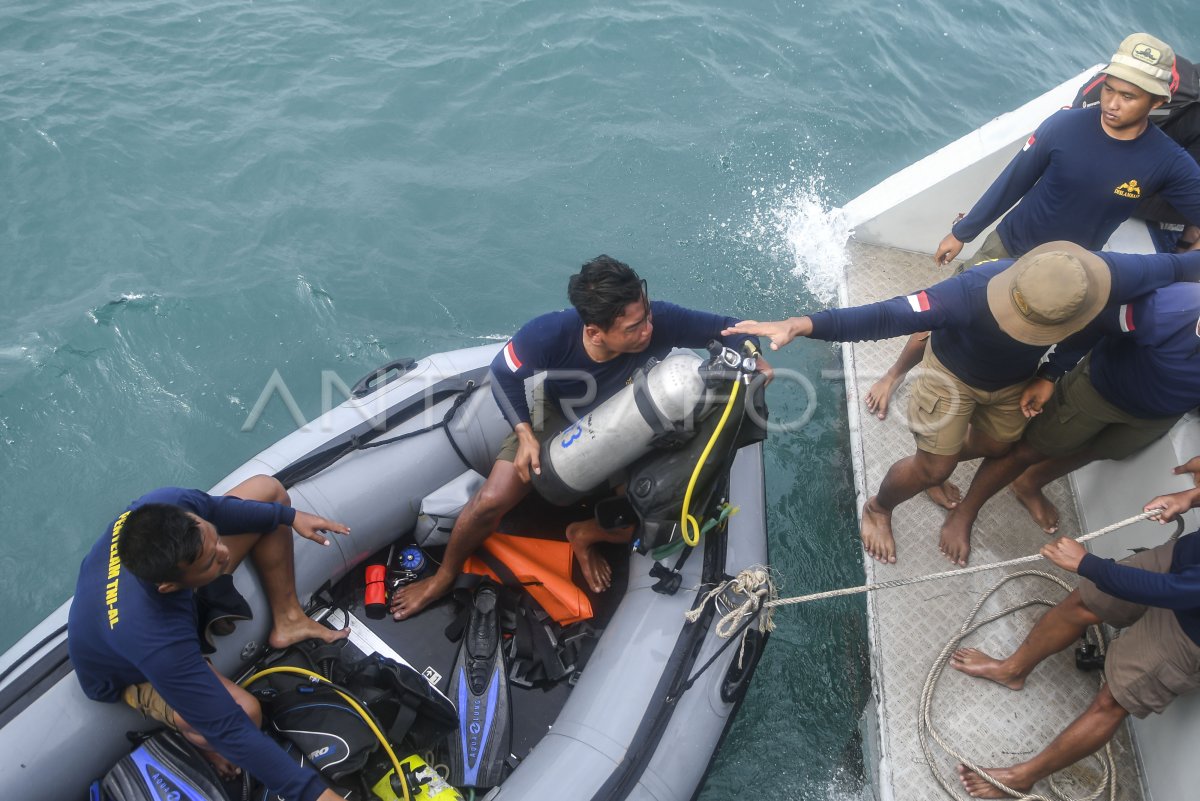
[241,665,412,801]
[681,376,741,547]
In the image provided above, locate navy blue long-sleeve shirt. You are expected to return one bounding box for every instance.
[952,106,1200,257]
[807,250,1200,391]
[490,300,757,427]
[1056,283,1200,418]
[1079,530,1200,645]
[68,488,326,801]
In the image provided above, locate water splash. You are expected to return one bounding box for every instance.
[774,178,850,306]
[733,172,850,306]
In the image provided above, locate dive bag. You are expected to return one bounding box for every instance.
[248,639,458,785]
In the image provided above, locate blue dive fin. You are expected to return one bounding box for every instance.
[447,583,511,788]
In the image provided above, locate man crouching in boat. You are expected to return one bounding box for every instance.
[67,476,350,801]
[390,255,767,619]
[724,244,1200,566]
[951,483,1200,798]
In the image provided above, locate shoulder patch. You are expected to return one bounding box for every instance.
[1118,303,1136,333]
[1022,134,1036,152]
[503,340,522,372]
[906,291,931,313]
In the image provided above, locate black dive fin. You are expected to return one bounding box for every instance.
[447,583,511,788]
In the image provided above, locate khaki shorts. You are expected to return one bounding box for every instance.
[1079,540,1200,718]
[495,387,571,463]
[123,681,178,730]
[907,345,1029,456]
[953,229,1011,274]
[1025,354,1179,460]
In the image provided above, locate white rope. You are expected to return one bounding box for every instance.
[689,510,1161,641]
[918,569,1116,801]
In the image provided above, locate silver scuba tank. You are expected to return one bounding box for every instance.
[532,351,711,506]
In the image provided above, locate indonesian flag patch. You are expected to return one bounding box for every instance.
[906,291,931,313]
[503,340,523,372]
[1118,303,1135,333]
[1022,134,1036,151]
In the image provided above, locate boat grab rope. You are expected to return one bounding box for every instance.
[693,509,1164,637]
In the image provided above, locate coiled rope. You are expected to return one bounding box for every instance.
[918,568,1115,801]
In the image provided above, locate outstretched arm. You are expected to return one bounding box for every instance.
[722,317,812,351]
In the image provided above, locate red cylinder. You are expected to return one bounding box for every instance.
[364,564,387,619]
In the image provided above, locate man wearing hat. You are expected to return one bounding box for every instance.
[864,33,1200,429]
[723,244,1200,565]
[936,281,1200,554]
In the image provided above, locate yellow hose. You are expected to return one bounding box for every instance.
[681,377,741,547]
[241,665,412,801]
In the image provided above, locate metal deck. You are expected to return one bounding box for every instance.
[844,241,1145,801]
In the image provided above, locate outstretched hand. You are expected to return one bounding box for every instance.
[722,318,810,351]
[292,510,350,546]
[1040,536,1085,573]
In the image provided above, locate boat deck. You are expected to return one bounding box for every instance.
[843,241,1146,801]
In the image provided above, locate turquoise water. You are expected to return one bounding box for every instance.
[2,2,1197,797]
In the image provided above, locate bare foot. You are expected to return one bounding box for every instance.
[565,520,619,593]
[938,510,973,566]
[949,647,1025,690]
[390,571,455,621]
[268,611,349,650]
[860,497,896,564]
[925,480,961,509]
[1011,478,1059,533]
[576,545,613,592]
[957,763,1031,798]
[864,372,900,420]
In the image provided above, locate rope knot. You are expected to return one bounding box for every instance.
[684,565,779,641]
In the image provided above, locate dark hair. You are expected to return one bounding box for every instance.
[567,255,645,329]
[117,503,203,583]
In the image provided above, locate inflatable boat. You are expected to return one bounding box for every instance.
[0,342,770,800]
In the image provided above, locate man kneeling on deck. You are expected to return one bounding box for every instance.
[390,255,767,620]
[724,244,1200,566]
[938,281,1200,546]
[952,481,1200,798]
[68,476,350,801]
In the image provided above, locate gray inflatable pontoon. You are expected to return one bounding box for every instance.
[0,343,769,800]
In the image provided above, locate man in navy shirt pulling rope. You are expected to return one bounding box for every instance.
[724,244,1200,566]
[68,476,350,801]
[390,255,766,620]
[953,479,1200,798]
[865,33,1200,437]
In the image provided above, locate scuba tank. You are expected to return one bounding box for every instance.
[532,343,753,506]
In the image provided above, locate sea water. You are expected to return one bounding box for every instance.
[2,2,1196,797]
